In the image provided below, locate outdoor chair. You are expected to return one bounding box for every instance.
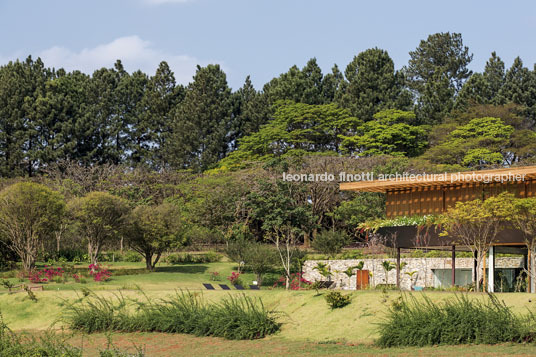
[234,284,245,290]
[202,283,215,290]
[249,285,260,290]
[219,284,231,290]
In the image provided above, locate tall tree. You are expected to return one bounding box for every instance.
[406,32,473,93]
[499,57,536,121]
[230,76,271,148]
[339,48,404,120]
[166,64,233,171]
[263,58,331,105]
[136,62,182,168]
[0,56,50,177]
[405,32,472,124]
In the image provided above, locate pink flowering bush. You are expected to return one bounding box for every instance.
[88,264,111,282]
[227,272,242,285]
[26,265,66,284]
[273,272,311,290]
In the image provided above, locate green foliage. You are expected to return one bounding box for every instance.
[376,294,532,347]
[312,230,349,257]
[360,215,440,232]
[68,192,130,265]
[122,251,143,263]
[0,182,65,270]
[218,102,360,168]
[0,312,82,356]
[165,252,222,264]
[313,262,331,279]
[64,290,280,340]
[338,48,410,120]
[324,291,351,309]
[243,243,278,285]
[263,58,337,105]
[340,110,429,157]
[125,203,185,270]
[165,64,233,171]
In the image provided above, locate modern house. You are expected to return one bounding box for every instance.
[339,166,536,293]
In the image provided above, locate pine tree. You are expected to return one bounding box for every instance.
[339,48,402,120]
[230,76,270,148]
[165,64,233,171]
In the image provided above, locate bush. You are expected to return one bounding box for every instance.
[123,251,143,262]
[165,252,222,264]
[312,231,349,257]
[0,313,82,356]
[376,293,533,347]
[324,291,351,309]
[64,290,280,340]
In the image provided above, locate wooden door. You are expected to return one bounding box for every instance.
[356,270,369,290]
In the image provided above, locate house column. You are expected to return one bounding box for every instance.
[488,246,495,293]
[396,247,401,289]
[451,245,456,287]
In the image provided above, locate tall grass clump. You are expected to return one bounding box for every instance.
[0,312,82,356]
[377,293,533,347]
[64,290,280,340]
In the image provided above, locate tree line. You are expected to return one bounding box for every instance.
[2,32,536,177]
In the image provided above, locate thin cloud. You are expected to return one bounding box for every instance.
[1,36,208,84]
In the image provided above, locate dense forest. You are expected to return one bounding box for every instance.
[1,31,536,251]
[1,32,536,176]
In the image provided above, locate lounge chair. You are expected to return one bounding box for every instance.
[219,284,231,290]
[203,283,215,290]
[249,285,260,290]
[234,284,245,290]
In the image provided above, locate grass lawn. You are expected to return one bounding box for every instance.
[2,260,536,355]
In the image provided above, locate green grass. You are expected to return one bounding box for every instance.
[2,261,536,355]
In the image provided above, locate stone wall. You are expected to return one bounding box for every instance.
[303,257,524,290]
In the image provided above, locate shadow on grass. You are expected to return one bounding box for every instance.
[155,265,209,274]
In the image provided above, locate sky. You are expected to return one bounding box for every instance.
[0,0,535,89]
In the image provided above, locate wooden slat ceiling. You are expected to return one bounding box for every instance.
[339,166,536,192]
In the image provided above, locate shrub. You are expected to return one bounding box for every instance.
[376,293,532,347]
[88,264,112,282]
[64,290,280,340]
[123,251,143,262]
[312,231,349,257]
[227,272,242,286]
[0,313,82,356]
[324,291,351,309]
[273,273,310,290]
[165,252,222,264]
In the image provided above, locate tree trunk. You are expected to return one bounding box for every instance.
[88,242,99,266]
[530,244,536,293]
[256,273,263,287]
[303,232,310,248]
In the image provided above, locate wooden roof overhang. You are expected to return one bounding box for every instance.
[340,166,536,193]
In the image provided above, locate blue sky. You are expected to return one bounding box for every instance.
[1,0,535,89]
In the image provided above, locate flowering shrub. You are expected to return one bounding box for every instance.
[273,273,311,290]
[210,271,221,281]
[88,264,111,282]
[26,266,66,284]
[227,272,242,285]
[28,270,47,283]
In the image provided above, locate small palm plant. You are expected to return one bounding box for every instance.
[314,262,331,281]
[405,270,418,288]
[382,261,396,285]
